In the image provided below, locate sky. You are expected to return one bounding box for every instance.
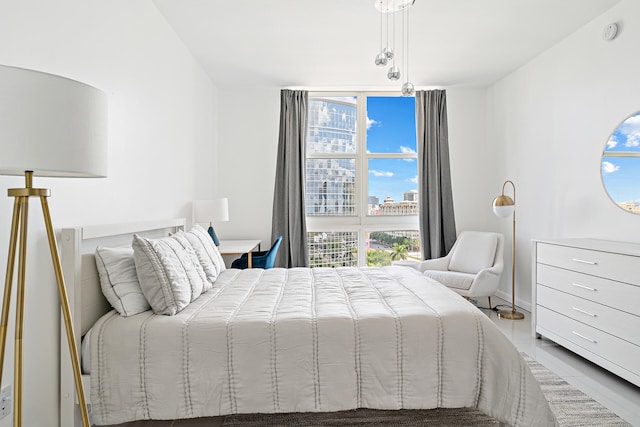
[601,111,640,204]
[366,96,417,203]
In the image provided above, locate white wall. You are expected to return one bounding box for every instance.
[487,0,640,309]
[447,88,502,233]
[215,87,281,249]
[0,1,218,425]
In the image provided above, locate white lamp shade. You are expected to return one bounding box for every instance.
[492,205,515,218]
[193,198,229,223]
[0,64,108,177]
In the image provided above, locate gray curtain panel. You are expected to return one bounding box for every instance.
[271,89,309,267]
[416,90,457,259]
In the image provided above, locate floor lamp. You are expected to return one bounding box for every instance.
[492,180,525,320]
[0,64,108,426]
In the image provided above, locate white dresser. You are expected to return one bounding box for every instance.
[532,238,640,387]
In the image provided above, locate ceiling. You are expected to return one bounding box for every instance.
[153,0,621,90]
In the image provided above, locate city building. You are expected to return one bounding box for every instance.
[618,201,640,214]
[404,190,418,202]
[378,195,419,215]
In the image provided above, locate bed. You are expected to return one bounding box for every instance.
[59,219,557,427]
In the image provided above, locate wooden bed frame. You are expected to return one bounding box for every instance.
[59,218,186,427]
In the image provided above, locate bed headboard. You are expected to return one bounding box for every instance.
[59,218,185,427]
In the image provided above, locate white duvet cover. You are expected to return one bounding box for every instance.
[90,266,557,426]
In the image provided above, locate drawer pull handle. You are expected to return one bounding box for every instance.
[572,331,597,343]
[571,283,597,291]
[572,307,597,317]
[571,258,597,265]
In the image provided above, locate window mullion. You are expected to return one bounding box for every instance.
[357,93,368,266]
[367,153,417,159]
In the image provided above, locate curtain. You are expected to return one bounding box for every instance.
[416,89,457,259]
[271,89,309,267]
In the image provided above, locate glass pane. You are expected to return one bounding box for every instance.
[602,111,640,213]
[366,230,421,267]
[306,158,356,216]
[367,158,418,216]
[308,231,358,267]
[602,156,640,213]
[307,97,357,154]
[366,96,416,154]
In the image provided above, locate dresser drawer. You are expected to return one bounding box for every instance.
[537,285,640,346]
[537,243,640,285]
[537,306,640,377]
[536,263,640,315]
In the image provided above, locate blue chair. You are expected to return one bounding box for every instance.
[231,236,282,269]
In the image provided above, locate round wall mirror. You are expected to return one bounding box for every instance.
[602,111,640,214]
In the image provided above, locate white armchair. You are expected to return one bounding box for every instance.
[394,231,504,308]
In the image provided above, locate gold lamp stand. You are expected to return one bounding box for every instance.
[0,172,90,427]
[493,180,525,321]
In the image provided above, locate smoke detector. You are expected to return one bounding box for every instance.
[603,23,618,41]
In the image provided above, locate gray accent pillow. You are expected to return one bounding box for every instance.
[132,233,208,316]
[95,246,150,317]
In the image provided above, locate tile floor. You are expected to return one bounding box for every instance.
[107,297,640,426]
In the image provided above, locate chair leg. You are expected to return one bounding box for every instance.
[488,296,492,310]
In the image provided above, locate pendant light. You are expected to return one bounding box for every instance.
[401,1,414,95]
[374,0,415,94]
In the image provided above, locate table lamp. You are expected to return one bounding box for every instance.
[492,180,525,320]
[193,198,229,246]
[0,64,107,426]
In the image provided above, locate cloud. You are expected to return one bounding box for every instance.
[624,114,640,128]
[607,135,618,149]
[617,112,640,145]
[399,145,416,162]
[367,116,379,130]
[369,170,394,177]
[625,131,640,148]
[602,161,620,174]
[409,176,418,183]
[399,146,415,154]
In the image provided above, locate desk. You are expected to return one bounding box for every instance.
[218,239,262,268]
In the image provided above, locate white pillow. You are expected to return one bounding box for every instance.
[182,225,226,286]
[449,233,498,274]
[95,246,150,317]
[132,233,208,315]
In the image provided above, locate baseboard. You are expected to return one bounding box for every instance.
[494,289,532,313]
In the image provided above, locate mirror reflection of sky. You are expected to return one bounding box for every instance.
[367,96,417,202]
[602,111,640,203]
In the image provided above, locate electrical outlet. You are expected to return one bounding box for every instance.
[0,384,11,419]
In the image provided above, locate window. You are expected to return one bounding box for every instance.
[305,93,420,267]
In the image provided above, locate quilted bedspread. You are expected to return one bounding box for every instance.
[90,266,557,426]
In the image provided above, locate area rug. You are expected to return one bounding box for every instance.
[222,354,631,426]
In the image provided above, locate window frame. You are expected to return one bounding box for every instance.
[305,91,419,266]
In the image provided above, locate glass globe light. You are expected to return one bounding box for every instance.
[492,195,515,217]
[387,66,401,81]
[401,82,415,96]
[374,52,388,66]
[382,47,394,61]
